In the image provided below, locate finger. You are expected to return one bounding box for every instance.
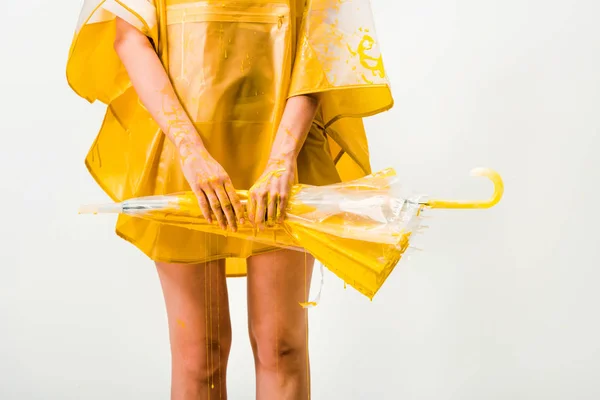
[204,187,227,230]
[254,192,268,230]
[224,180,244,225]
[193,188,213,224]
[277,191,289,223]
[247,189,256,227]
[267,191,278,226]
[214,183,237,232]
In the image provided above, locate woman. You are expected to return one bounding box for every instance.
[67,0,392,398]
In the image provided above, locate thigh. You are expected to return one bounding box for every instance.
[155,260,231,357]
[246,250,314,341]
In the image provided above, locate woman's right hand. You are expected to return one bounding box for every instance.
[112,18,244,232]
[178,139,244,232]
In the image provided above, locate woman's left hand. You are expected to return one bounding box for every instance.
[247,94,319,229]
[248,155,297,229]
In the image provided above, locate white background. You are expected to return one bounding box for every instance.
[1,0,599,399]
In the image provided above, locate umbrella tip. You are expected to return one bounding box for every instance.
[78,203,123,214]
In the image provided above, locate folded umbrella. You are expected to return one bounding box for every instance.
[80,168,503,300]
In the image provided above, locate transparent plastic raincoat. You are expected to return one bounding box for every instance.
[67,0,393,276]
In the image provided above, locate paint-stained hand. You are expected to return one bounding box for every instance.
[179,141,244,231]
[248,156,296,230]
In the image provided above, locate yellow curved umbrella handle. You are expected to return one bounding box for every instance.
[423,168,504,209]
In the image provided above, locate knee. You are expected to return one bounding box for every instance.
[174,332,232,381]
[250,324,307,371]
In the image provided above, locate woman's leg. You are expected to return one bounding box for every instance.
[247,250,314,400]
[156,260,232,400]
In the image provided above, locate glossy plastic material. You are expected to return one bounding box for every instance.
[66,0,395,276]
[81,168,504,299]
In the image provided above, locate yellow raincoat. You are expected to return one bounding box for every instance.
[66,0,393,276]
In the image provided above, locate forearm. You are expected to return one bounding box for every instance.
[269,94,320,161]
[113,18,205,154]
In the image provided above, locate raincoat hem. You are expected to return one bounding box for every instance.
[85,153,120,203]
[324,101,394,128]
[115,225,287,275]
[287,83,391,100]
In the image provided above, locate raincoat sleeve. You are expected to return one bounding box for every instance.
[289,0,393,120]
[289,0,393,181]
[66,0,159,105]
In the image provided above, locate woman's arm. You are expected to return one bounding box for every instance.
[247,94,320,229]
[268,95,320,161]
[114,19,195,152]
[113,18,243,231]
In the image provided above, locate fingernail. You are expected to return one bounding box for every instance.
[239,218,245,225]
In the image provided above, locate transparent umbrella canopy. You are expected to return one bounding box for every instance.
[80,168,504,300]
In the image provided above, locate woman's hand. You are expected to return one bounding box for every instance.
[247,95,320,229]
[113,18,243,231]
[179,138,244,231]
[248,155,297,230]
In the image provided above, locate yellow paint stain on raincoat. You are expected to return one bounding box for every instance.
[66,0,393,276]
